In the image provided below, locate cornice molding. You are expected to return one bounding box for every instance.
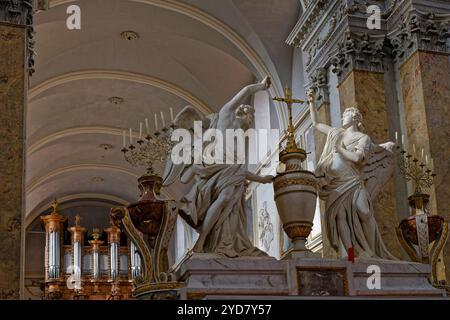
[286,0,337,48]
[289,0,450,80]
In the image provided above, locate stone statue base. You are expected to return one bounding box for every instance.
[175,254,445,299]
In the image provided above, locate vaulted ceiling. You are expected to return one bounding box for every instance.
[25,0,301,228]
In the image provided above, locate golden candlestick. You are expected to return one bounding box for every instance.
[273,86,305,157]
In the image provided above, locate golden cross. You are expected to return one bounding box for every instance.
[273,86,304,150]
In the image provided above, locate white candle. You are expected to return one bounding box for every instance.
[139,122,143,139]
[425,154,428,165]
[122,130,126,148]
[395,131,398,144]
[129,128,133,144]
[160,112,166,128]
[421,149,424,161]
[412,144,416,157]
[401,134,405,146]
[154,114,158,131]
[170,107,174,122]
[145,118,149,134]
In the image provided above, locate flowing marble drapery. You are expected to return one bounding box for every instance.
[179,163,265,257]
[315,128,396,260]
[163,78,273,258]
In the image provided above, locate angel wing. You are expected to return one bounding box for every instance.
[162,105,212,187]
[362,141,396,200]
[172,105,211,132]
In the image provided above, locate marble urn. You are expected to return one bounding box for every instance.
[273,148,318,258]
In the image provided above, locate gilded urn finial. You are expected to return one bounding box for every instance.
[92,228,100,240]
[50,198,59,214]
[75,213,81,227]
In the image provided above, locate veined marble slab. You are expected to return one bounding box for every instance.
[176,254,445,299]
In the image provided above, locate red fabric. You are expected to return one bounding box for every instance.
[348,247,355,263]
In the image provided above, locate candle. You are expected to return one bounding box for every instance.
[412,144,416,157]
[401,134,405,146]
[154,114,158,131]
[122,130,126,148]
[395,131,398,144]
[425,154,428,165]
[170,107,174,122]
[139,122,143,139]
[145,118,149,134]
[129,128,133,144]
[421,149,424,161]
[160,112,166,128]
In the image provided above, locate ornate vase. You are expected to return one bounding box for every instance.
[127,174,166,247]
[110,173,181,299]
[396,193,448,286]
[273,148,318,258]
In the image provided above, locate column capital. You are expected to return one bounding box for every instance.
[0,0,41,76]
[309,67,329,105]
[388,10,450,66]
[331,32,386,82]
[0,0,33,26]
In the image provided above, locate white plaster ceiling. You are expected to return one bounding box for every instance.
[25,0,300,225]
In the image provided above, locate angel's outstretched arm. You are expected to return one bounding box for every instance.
[220,77,270,116]
[307,89,332,135]
[245,171,274,184]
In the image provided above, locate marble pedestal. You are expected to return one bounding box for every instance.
[176,254,445,299]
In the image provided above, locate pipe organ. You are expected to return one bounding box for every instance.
[40,200,140,300]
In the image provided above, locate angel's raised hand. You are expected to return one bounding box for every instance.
[261,76,271,90]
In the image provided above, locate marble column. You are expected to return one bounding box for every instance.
[399,52,450,280]
[0,1,34,299]
[337,69,402,259]
[389,9,450,281]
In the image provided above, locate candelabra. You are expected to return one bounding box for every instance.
[113,112,182,299]
[397,146,436,197]
[121,125,176,175]
[395,144,448,287]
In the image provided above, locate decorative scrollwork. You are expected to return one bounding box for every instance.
[110,207,153,283]
[430,222,449,285]
[274,177,318,190]
[396,226,419,262]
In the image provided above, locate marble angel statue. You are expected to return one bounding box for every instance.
[307,89,397,260]
[162,77,274,258]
